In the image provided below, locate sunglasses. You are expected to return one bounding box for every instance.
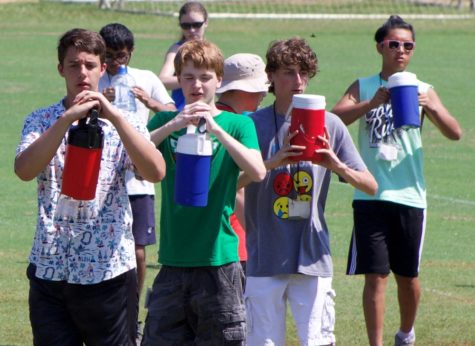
[105,52,130,64]
[382,40,415,51]
[179,21,205,30]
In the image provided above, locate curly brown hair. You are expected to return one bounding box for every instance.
[265,37,318,94]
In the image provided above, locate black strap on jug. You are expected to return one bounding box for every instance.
[87,107,101,148]
[197,117,207,134]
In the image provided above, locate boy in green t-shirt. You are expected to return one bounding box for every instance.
[142,40,266,345]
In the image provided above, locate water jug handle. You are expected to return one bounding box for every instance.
[89,107,99,126]
[197,117,207,134]
[87,108,101,148]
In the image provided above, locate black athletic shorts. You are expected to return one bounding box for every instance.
[27,264,138,346]
[346,200,426,278]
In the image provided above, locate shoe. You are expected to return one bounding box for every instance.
[136,321,143,346]
[394,332,415,346]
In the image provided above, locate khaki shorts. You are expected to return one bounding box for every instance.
[245,274,336,346]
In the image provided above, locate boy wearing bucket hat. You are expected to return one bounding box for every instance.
[331,15,461,346]
[239,37,377,346]
[216,53,268,114]
[142,40,266,345]
[215,53,269,271]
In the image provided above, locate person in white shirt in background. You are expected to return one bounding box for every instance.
[98,22,175,339]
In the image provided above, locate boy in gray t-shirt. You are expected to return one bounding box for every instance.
[239,38,377,346]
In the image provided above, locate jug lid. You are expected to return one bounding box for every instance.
[117,65,128,75]
[176,132,213,156]
[387,71,418,88]
[292,94,326,110]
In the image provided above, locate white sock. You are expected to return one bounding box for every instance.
[397,328,415,340]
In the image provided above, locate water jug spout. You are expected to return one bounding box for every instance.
[186,124,197,134]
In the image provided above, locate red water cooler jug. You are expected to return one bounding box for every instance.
[289,94,326,162]
[61,108,104,200]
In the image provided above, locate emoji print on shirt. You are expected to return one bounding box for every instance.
[272,169,314,219]
[273,172,294,196]
[273,196,290,219]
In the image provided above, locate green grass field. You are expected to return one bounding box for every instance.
[1,2,474,345]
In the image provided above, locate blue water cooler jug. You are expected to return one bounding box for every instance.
[174,124,213,207]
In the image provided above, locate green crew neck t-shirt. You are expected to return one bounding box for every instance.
[148,111,260,267]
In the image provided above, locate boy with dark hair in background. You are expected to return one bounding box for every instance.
[98,23,175,337]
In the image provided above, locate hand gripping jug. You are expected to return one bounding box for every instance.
[61,108,104,200]
[174,122,213,207]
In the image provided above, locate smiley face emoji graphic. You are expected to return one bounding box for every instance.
[293,171,313,194]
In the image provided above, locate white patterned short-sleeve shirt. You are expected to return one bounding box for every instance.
[16,99,147,284]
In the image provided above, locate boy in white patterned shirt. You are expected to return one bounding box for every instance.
[15,28,165,345]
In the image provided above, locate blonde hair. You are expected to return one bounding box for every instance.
[174,40,224,78]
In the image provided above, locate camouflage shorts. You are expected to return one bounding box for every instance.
[141,262,246,345]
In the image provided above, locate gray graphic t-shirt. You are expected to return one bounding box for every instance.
[245,105,366,277]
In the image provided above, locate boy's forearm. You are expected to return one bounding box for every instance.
[147,100,176,113]
[111,115,166,183]
[15,115,72,181]
[149,118,178,147]
[213,127,266,182]
[237,172,254,189]
[335,164,378,196]
[423,92,462,141]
